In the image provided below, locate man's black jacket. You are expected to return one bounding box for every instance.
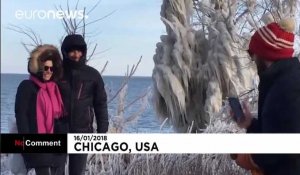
[58,34,109,133]
[247,57,300,175]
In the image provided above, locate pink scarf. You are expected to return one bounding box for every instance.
[30,76,64,134]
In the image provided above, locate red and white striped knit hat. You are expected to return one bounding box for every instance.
[248,18,296,61]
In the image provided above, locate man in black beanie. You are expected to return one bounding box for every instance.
[59,34,109,175]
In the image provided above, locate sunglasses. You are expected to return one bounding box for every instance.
[44,66,54,72]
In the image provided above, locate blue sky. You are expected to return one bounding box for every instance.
[1,0,165,76]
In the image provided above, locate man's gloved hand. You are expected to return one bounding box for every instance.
[231,154,264,175]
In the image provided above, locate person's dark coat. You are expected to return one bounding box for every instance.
[15,45,66,169]
[247,57,300,175]
[58,34,109,133]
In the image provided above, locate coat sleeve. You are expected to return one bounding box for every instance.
[251,78,300,172]
[15,81,32,133]
[93,72,109,133]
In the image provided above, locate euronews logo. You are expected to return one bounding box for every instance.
[15,10,89,20]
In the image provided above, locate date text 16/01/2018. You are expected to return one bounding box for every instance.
[74,142,159,153]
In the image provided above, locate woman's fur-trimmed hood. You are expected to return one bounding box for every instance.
[28,44,63,81]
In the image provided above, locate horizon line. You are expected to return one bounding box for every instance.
[0,72,152,78]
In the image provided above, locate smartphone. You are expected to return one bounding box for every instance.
[228,97,244,121]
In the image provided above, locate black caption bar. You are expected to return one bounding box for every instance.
[0,134,67,153]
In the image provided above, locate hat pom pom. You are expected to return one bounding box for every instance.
[278,18,295,33]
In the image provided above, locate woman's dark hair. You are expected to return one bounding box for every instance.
[39,50,63,82]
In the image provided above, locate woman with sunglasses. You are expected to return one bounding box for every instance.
[15,44,66,175]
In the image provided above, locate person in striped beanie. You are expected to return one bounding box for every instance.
[231,18,300,175]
